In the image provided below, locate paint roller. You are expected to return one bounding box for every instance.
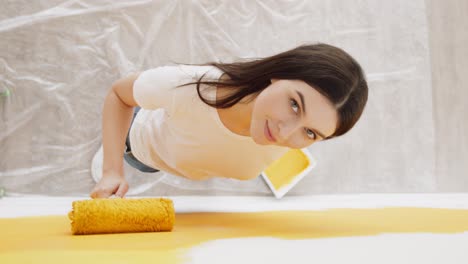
[68,197,175,235]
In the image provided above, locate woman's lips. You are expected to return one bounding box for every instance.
[264,120,277,142]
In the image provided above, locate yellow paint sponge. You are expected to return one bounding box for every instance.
[68,198,175,235]
[261,148,315,199]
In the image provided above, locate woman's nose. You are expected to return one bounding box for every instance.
[277,121,301,143]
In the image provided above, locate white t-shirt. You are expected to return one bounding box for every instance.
[130,64,289,180]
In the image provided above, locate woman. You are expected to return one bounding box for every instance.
[90,43,368,198]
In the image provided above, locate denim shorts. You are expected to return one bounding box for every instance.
[124,107,159,173]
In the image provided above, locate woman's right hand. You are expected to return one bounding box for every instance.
[92,73,139,199]
[90,172,129,199]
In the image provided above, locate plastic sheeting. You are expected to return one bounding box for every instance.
[0,0,433,196]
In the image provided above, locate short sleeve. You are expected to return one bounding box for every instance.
[133,66,187,110]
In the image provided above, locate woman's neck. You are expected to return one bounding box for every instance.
[215,77,254,137]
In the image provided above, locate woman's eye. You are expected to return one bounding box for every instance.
[305,128,316,140]
[290,99,299,113]
[290,98,314,140]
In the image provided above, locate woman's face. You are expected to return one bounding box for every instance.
[250,79,338,148]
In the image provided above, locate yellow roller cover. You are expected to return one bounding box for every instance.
[68,198,175,235]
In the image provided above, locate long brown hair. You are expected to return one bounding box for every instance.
[178,43,368,139]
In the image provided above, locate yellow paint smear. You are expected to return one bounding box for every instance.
[264,149,310,190]
[2,208,468,263]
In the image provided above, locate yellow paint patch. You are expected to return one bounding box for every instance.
[2,208,468,263]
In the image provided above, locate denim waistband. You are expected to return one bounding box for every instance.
[124,106,159,173]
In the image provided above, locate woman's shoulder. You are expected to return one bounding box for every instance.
[176,64,223,80]
[139,64,220,84]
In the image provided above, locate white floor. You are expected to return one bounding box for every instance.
[185,233,468,264]
[2,193,468,217]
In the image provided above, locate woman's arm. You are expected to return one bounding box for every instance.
[91,73,140,198]
[102,73,140,174]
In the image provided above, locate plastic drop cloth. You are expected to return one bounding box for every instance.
[0,0,434,196]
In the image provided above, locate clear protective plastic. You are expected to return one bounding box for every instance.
[0,0,434,196]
